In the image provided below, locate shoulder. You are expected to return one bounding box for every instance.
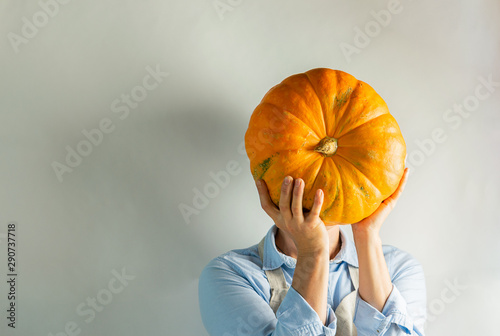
[198,243,270,312]
[381,244,425,282]
[199,243,263,285]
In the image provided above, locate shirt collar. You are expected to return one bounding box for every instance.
[261,225,359,270]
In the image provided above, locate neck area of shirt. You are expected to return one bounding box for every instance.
[261,225,359,271]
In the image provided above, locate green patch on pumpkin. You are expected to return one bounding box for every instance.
[253,154,278,179]
[359,185,370,198]
[321,185,340,216]
[334,87,352,109]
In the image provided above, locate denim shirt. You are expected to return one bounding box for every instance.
[199,225,426,335]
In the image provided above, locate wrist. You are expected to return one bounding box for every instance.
[353,228,381,246]
[294,234,329,257]
[296,245,329,259]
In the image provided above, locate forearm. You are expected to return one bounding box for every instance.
[354,231,393,312]
[291,248,330,324]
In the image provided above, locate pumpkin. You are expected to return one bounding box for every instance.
[244,68,406,225]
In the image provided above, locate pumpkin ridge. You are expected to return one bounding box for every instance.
[303,72,327,135]
[282,148,324,167]
[308,156,326,197]
[334,157,366,223]
[278,80,326,137]
[332,80,361,138]
[259,101,321,139]
[321,183,340,220]
[323,158,344,223]
[252,102,320,150]
[305,69,340,136]
[334,153,383,198]
[252,101,320,146]
[337,112,389,140]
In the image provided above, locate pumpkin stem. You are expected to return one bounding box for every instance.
[314,137,338,157]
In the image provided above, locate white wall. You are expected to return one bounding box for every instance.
[0,0,498,335]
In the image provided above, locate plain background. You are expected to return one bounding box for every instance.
[0,0,499,335]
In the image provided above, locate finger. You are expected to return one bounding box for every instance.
[377,168,410,221]
[368,201,392,224]
[386,167,410,205]
[308,189,324,219]
[255,179,279,221]
[279,176,293,220]
[291,178,304,219]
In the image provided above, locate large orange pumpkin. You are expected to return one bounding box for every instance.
[244,68,406,225]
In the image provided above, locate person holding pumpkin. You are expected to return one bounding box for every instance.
[199,69,426,335]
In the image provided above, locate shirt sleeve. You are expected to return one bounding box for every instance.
[353,249,427,336]
[199,257,337,336]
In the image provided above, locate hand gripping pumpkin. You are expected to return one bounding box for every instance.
[244,68,406,225]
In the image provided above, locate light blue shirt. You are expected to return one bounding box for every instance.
[198,225,426,335]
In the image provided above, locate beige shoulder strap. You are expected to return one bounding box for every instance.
[335,265,359,336]
[258,237,289,314]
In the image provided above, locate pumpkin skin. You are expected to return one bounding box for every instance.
[244,68,406,225]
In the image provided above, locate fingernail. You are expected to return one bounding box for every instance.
[284,176,291,185]
[295,179,300,187]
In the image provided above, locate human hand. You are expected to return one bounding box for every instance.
[256,177,329,255]
[352,167,410,238]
